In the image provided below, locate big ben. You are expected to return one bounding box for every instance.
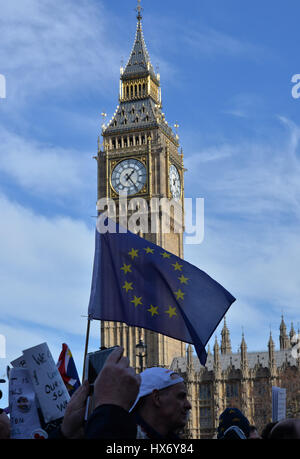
[96,1,186,370]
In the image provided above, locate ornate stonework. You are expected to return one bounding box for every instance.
[171,318,300,438]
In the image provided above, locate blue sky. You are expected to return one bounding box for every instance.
[1,0,300,405]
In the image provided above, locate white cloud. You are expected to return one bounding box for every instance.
[0,194,95,336]
[184,117,300,352]
[0,126,94,198]
[182,26,265,60]
[0,0,122,104]
[185,117,300,220]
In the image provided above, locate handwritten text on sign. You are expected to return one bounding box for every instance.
[23,342,70,423]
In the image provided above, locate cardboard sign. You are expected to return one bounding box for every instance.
[272,386,286,422]
[9,367,42,439]
[22,342,70,423]
[11,355,27,368]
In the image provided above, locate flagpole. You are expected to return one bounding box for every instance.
[82,317,91,382]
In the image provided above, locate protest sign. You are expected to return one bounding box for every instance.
[272,386,286,422]
[9,367,42,439]
[11,355,27,368]
[22,342,70,423]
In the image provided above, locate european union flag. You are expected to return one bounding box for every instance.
[88,222,236,366]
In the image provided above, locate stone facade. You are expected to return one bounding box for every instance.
[171,318,300,438]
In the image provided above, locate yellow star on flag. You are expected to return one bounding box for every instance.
[122,281,133,293]
[172,261,183,271]
[128,248,139,260]
[161,252,171,259]
[174,289,185,300]
[148,305,158,316]
[121,263,132,274]
[178,275,189,285]
[131,296,142,307]
[165,306,177,318]
[144,247,154,254]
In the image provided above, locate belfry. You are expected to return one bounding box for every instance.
[96,1,185,370]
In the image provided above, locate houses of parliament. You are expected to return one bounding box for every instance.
[95,2,300,438]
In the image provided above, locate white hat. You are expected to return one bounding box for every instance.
[130,367,184,412]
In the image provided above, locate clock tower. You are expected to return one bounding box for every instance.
[96,2,185,369]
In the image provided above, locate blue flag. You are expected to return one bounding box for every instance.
[88,223,236,366]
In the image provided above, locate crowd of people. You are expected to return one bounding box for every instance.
[0,346,299,440]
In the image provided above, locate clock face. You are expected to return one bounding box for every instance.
[111,159,147,196]
[169,165,181,201]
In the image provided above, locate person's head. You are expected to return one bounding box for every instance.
[217,407,250,439]
[269,419,300,439]
[261,422,278,439]
[248,425,261,439]
[0,410,10,439]
[131,368,191,436]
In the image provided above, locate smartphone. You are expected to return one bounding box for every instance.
[84,346,119,420]
[84,346,119,385]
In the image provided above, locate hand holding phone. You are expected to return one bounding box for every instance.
[93,347,141,412]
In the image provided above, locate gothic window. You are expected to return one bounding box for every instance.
[199,384,212,400]
[139,84,141,96]
[129,137,133,146]
[253,379,267,396]
[134,85,137,96]
[123,137,128,147]
[226,382,239,398]
[135,117,139,123]
[143,83,146,95]
[131,85,133,97]
[142,106,145,113]
[145,115,149,122]
[126,86,129,98]
[200,407,212,428]
[118,138,122,148]
[135,136,140,145]
[141,136,145,144]
[112,138,116,149]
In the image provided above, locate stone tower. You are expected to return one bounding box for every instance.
[220,317,232,355]
[96,2,185,370]
[279,315,290,350]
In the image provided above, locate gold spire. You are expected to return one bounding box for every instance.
[136,0,143,22]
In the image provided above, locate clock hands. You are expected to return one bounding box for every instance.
[125,169,139,191]
[126,169,135,182]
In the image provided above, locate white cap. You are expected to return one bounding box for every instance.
[130,367,184,412]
